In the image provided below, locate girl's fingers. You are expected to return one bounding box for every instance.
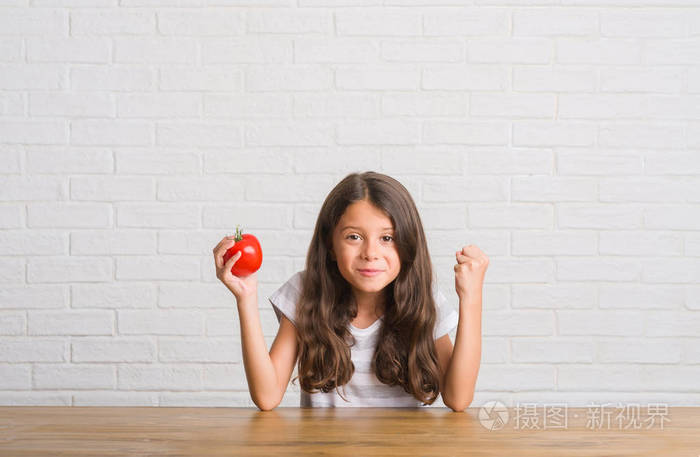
[224,250,241,272]
[214,239,237,269]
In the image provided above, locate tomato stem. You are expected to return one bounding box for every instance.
[234,225,243,242]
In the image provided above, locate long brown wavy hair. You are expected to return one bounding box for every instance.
[290,171,442,406]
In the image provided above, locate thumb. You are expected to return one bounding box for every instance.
[224,250,242,273]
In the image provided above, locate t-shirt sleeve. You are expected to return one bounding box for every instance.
[268,270,304,327]
[433,286,459,340]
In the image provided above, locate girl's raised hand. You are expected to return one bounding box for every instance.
[213,236,258,303]
[454,245,489,301]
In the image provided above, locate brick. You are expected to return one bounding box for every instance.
[557,150,642,176]
[27,257,112,283]
[469,204,553,229]
[423,176,507,202]
[118,364,201,389]
[0,231,67,255]
[0,120,66,144]
[27,203,111,228]
[423,65,507,90]
[117,203,200,228]
[382,149,463,175]
[0,285,66,310]
[117,93,201,118]
[382,93,466,117]
[116,150,200,175]
[118,310,203,335]
[424,9,509,36]
[247,9,331,34]
[512,176,597,202]
[71,176,154,201]
[72,283,156,309]
[513,121,595,147]
[0,338,66,362]
[246,65,331,91]
[202,204,292,229]
[643,259,700,284]
[157,122,242,147]
[205,94,292,118]
[71,120,152,146]
[28,310,113,335]
[382,39,464,63]
[513,65,596,92]
[26,37,110,63]
[157,9,244,35]
[71,66,154,91]
[159,67,242,91]
[70,9,155,35]
[513,284,595,309]
[0,176,67,201]
[0,8,66,35]
[73,338,156,362]
[159,337,241,363]
[116,256,200,281]
[114,37,197,64]
[246,121,332,146]
[599,177,699,202]
[423,121,508,145]
[512,338,594,363]
[558,204,643,229]
[513,9,598,36]
[336,65,420,90]
[295,37,380,63]
[202,37,293,64]
[600,66,683,93]
[0,311,25,335]
[34,364,115,389]
[599,284,684,310]
[469,38,552,63]
[70,230,155,256]
[601,10,687,37]
[599,231,683,256]
[598,123,684,148]
[468,148,553,175]
[336,119,420,145]
[558,310,644,336]
[26,146,114,174]
[335,10,421,36]
[471,93,555,118]
[0,364,31,388]
[512,230,596,256]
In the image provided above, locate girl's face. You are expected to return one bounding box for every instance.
[330,199,401,299]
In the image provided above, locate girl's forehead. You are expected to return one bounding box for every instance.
[339,201,393,225]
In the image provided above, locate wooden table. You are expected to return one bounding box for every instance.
[1,406,698,456]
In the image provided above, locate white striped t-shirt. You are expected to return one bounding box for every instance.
[268,270,459,408]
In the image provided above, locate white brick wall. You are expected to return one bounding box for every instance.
[0,1,699,409]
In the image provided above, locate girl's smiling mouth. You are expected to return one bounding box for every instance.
[358,269,383,277]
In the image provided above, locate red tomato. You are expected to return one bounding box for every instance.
[222,225,262,277]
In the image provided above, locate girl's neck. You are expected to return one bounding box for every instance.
[353,291,385,318]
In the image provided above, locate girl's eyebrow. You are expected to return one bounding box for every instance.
[342,225,394,231]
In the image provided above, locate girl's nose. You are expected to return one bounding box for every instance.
[361,240,379,259]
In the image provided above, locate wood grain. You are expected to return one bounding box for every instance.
[0,406,698,456]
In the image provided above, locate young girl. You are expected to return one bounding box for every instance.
[213,171,488,411]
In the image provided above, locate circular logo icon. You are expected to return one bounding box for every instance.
[478,400,509,431]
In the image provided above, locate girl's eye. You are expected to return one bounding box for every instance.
[346,234,394,242]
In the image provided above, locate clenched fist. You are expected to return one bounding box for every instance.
[454,245,489,302]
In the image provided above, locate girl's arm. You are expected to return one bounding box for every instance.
[442,245,489,411]
[441,294,482,411]
[237,296,298,411]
